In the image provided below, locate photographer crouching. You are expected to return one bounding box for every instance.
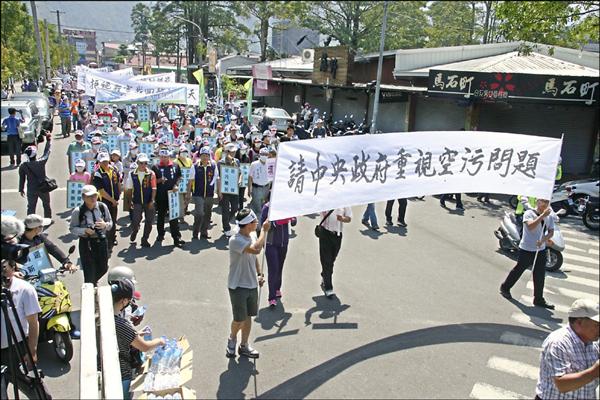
[69,185,112,286]
[1,215,52,399]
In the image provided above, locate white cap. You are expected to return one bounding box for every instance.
[179,146,189,153]
[137,153,149,163]
[91,137,102,144]
[129,142,138,149]
[75,158,86,167]
[111,149,121,157]
[224,143,237,152]
[82,185,98,197]
[98,152,110,162]
[568,299,599,322]
[24,214,53,229]
[158,149,170,157]
[111,117,118,123]
[199,147,211,155]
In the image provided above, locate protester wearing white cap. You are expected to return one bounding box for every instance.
[118,123,135,143]
[247,147,270,221]
[122,142,140,219]
[312,118,327,138]
[69,185,113,286]
[67,130,92,173]
[151,147,184,247]
[69,158,92,184]
[217,141,241,237]
[125,153,157,247]
[107,117,123,136]
[94,151,121,249]
[190,146,219,239]
[535,298,599,400]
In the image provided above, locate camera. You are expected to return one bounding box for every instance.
[1,240,29,263]
[90,225,106,240]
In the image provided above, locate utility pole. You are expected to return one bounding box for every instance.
[30,1,47,85]
[44,19,51,80]
[50,9,66,72]
[370,1,388,134]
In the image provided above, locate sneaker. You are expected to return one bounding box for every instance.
[385,220,393,226]
[70,329,81,339]
[325,289,335,298]
[275,290,282,298]
[141,240,151,248]
[224,230,233,237]
[361,220,370,228]
[371,226,380,231]
[397,220,407,227]
[499,285,512,300]
[269,299,277,307]
[226,338,237,358]
[238,344,259,359]
[533,300,555,310]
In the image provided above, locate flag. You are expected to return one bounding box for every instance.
[192,68,206,111]
[244,78,253,120]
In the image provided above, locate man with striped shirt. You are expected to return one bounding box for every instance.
[535,299,599,400]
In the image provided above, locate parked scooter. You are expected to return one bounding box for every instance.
[579,195,600,231]
[494,212,565,271]
[551,178,600,216]
[25,246,76,363]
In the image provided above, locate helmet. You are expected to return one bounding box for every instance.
[107,266,137,285]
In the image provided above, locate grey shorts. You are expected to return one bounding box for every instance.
[228,287,258,322]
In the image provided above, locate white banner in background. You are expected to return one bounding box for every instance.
[131,72,176,83]
[77,66,133,90]
[269,131,563,221]
[96,87,187,104]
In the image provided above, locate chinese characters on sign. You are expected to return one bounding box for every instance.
[67,180,85,209]
[22,244,53,277]
[137,104,150,122]
[428,70,599,105]
[139,141,154,158]
[106,134,119,152]
[220,165,240,195]
[168,190,180,221]
[178,167,192,192]
[70,151,84,173]
[239,163,250,187]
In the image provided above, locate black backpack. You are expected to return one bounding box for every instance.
[78,201,108,226]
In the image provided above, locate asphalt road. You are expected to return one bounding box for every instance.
[1,118,598,399]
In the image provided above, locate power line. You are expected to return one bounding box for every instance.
[61,25,135,34]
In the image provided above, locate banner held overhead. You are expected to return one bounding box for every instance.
[269,131,562,221]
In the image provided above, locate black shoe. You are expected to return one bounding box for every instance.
[361,219,370,228]
[200,233,210,239]
[533,300,555,310]
[141,240,151,247]
[174,239,185,248]
[440,201,446,208]
[456,204,464,210]
[238,344,259,359]
[385,220,393,226]
[397,220,407,227]
[130,233,137,243]
[156,235,164,242]
[499,285,512,300]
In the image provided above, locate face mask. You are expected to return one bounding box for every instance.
[92,144,100,150]
[128,117,134,121]
[77,138,84,143]
[124,130,131,134]
[130,149,138,155]
[76,166,85,172]
[112,123,118,127]
[136,132,143,138]
[163,123,169,128]
[260,156,267,163]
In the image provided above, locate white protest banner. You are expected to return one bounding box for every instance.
[269,131,562,221]
[95,87,187,105]
[131,72,176,83]
[168,190,180,220]
[67,180,85,208]
[266,158,276,181]
[77,66,133,90]
[22,244,53,277]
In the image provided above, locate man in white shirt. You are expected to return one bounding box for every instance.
[318,207,352,298]
[248,148,270,221]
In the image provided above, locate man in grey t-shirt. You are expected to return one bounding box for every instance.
[500,198,555,309]
[226,208,270,359]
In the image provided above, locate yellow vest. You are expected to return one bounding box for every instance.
[515,195,537,215]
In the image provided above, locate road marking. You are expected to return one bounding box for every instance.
[563,253,599,265]
[486,356,539,380]
[510,312,565,330]
[561,229,598,241]
[590,248,599,256]
[469,383,529,399]
[555,286,599,302]
[564,237,599,247]
[521,296,570,314]
[565,244,589,253]
[562,263,599,277]
[499,331,543,348]
[547,274,599,290]
[0,188,67,193]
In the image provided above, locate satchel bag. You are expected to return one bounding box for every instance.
[25,163,58,193]
[314,210,334,238]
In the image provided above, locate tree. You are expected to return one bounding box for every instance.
[425,1,477,47]
[496,1,599,48]
[373,1,428,50]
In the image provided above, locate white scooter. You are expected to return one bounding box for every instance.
[494,211,565,272]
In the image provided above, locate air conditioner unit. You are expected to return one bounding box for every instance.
[301,49,314,63]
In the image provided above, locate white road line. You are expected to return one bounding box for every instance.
[561,229,598,241]
[1,188,67,193]
[547,274,599,290]
[487,356,539,380]
[499,331,543,348]
[555,286,599,302]
[563,253,599,265]
[565,244,589,253]
[564,237,599,247]
[521,296,570,314]
[590,248,599,256]
[469,383,529,399]
[510,312,565,330]
[562,263,599,277]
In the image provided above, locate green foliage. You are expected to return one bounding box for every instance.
[1,2,76,85]
[220,74,246,98]
[426,1,478,47]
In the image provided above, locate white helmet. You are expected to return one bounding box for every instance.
[107,266,137,285]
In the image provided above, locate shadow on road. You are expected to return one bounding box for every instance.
[506,298,564,331]
[258,323,549,399]
[254,302,299,343]
[216,357,258,399]
[304,295,356,330]
[37,345,72,378]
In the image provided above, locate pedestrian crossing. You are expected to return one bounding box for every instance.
[471,225,598,399]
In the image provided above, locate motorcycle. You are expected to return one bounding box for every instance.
[580,196,600,231]
[551,178,600,216]
[494,212,565,272]
[25,246,76,363]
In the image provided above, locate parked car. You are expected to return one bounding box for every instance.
[251,107,294,132]
[1,100,42,145]
[10,92,53,131]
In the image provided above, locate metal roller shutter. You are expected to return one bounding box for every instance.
[414,96,467,131]
[478,102,596,174]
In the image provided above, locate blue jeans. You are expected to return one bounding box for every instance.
[362,203,378,228]
[122,379,131,400]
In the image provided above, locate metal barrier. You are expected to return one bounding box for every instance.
[79,283,123,400]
